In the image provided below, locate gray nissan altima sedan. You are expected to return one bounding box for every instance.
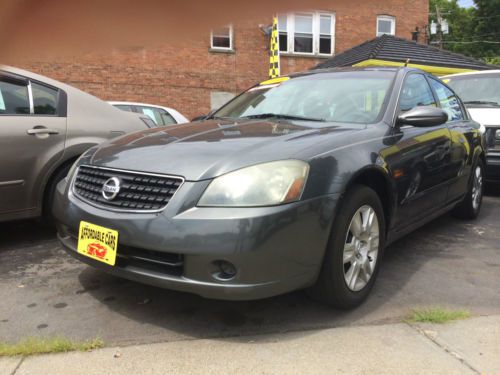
[54,67,486,309]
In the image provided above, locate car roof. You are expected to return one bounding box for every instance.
[108,101,176,112]
[442,70,500,78]
[286,66,422,80]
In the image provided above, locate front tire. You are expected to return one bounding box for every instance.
[308,185,386,309]
[452,159,484,220]
[42,163,72,224]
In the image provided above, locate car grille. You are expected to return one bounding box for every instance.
[73,165,184,212]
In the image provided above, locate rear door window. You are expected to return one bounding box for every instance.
[32,82,59,115]
[0,78,30,115]
[137,106,177,126]
[429,78,464,122]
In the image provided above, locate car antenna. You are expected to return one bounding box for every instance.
[404,58,411,67]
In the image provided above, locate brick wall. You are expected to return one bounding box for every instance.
[18,0,428,120]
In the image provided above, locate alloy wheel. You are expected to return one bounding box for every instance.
[472,165,483,211]
[343,205,380,292]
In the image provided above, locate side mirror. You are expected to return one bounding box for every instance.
[397,106,448,127]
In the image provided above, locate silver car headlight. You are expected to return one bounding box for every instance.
[198,160,309,207]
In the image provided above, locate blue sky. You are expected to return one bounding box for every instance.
[457,0,475,8]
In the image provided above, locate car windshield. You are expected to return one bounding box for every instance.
[213,71,396,124]
[445,73,500,106]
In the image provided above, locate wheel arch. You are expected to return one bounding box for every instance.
[42,155,80,214]
[341,166,395,234]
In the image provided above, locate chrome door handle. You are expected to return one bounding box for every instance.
[27,128,59,135]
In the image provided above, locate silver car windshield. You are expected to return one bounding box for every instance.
[446,74,500,106]
[214,71,396,124]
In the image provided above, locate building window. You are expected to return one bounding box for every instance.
[211,25,233,50]
[377,16,396,36]
[277,12,335,56]
[319,14,333,54]
[278,15,288,52]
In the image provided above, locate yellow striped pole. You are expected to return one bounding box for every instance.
[269,16,280,79]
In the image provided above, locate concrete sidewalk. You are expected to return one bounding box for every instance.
[2,315,499,375]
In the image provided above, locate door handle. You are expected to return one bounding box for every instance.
[27,127,59,135]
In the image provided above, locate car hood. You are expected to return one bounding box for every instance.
[89,120,362,181]
[466,107,500,127]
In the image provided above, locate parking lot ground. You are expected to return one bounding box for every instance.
[0,194,499,347]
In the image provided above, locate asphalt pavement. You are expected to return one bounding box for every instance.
[1,193,499,347]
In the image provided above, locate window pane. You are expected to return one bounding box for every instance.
[212,36,230,48]
[32,82,58,115]
[279,33,288,52]
[319,36,332,54]
[278,14,287,31]
[114,104,133,112]
[429,79,464,121]
[212,27,230,37]
[294,34,313,53]
[399,74,436,113]
[137,106,160,125]
[0,79,30,115]
[295,14,313,33]
[159,109,177,125]
[320,15,332,35]
[377,19,393,35]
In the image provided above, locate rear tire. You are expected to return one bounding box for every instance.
[308,184,386,309]
[452,159,484,220]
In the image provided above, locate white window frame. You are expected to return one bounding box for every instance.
[376,15,396,37]
[278,11,335,56]
[210,24,234,51]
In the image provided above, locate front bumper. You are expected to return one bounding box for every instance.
[54,178,339,301]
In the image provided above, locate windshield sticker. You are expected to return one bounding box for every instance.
[259,77,290,86]
[0,89,5,111]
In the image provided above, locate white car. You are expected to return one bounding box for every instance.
[109,101,189,126]
[443,70,500,182]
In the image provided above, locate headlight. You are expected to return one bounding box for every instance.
[198,160,309,207]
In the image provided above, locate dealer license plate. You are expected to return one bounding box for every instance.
[77,221,118,266]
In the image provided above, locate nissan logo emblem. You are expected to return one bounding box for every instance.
[102,177,121,201]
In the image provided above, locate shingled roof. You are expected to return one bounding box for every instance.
[314,35,495,71]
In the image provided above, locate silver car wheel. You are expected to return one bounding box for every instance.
[471,165,483,211]
[343,205,380,292]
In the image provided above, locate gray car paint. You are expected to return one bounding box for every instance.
[0,65,149,222]
[53,68,485,300]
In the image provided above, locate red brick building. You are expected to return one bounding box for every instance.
[19,0,428,119]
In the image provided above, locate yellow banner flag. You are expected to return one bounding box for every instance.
[269,16,280,79]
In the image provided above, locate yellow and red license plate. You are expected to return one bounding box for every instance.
[77,221,118,266]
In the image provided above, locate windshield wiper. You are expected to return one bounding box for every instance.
[242,113,325,122]
[463,100,500,106]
